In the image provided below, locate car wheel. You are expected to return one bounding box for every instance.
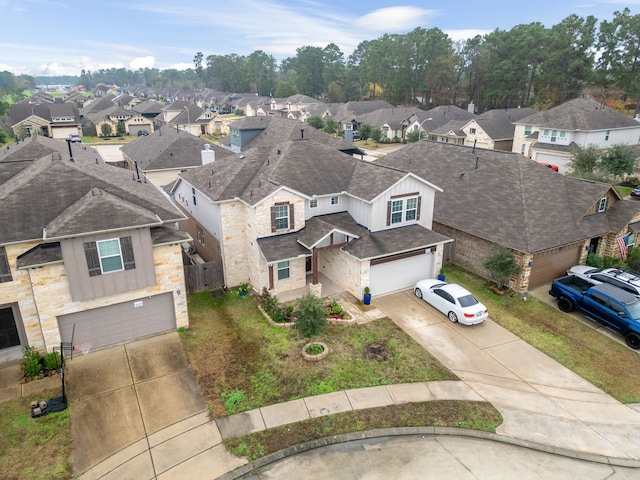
[415,288,423,299]
[557,297,574,313]
[625,332,640,349]
[448,311,458,323]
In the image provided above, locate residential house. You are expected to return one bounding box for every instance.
[327,100,395,133]
[10,103,82,139]
[92,83,118,97]
[225,116,363,157]
[376,141,640,291]
[132,100,165,121]
[155,101,221,136]
[354,107,425,141]
[171,139,451,298]
[457,108,536,151]
[513,97,640,172]
[0,136,190,361]
[86,105,154,136]
[406,105,475,142]
[121,125,232,188]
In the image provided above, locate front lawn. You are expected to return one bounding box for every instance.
[0,392,71,480]
[446,265,640,403]
[181,292,458,418]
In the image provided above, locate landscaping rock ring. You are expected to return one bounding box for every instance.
[302,342,329,361]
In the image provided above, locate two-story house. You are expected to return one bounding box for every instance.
[155,101,222,136]
[513,98,640,172]
[377,141,640,291]
[0,136,190,362]
[170,138,452,299]
[10,103,82,139]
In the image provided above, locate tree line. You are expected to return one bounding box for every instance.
[3,8,640,114]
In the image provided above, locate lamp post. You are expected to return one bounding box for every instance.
[184,106,191,133]
[418,117,432,141]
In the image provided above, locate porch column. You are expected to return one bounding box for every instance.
[312,248,319,285]
[268,264,274,290]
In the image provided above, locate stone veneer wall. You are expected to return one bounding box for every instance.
[320,249,364,298]
[3,242,187,353]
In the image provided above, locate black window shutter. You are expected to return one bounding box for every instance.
[289,203,295,229]
[270,206,276,233]
[83,242,102,277]
[120,236,136,270]
[386,201,391,226]
[416,196,422,221]
[0,247,12,283]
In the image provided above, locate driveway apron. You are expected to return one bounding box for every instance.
[65,332,246,479]
[374,290,640,461]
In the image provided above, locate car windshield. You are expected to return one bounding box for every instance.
[625,300,640,322]
[458,294,479,307]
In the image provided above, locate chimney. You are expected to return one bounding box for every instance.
[201,144,215,165]
[467,101,475,114]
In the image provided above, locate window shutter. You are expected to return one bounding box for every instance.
[289,203,295,230]
[416,196,422,221]
[83,241,102,277]
[386,201,392,226]
[270,206,276,233]
[120,236,136,270]
[0,247,12,283]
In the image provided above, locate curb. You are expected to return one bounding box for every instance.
[216,427,640,479]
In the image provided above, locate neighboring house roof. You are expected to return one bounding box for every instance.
[355,107,422,131]
[81,97,116,115]
[515,97,640,131]
[85,105,134,123]
[229,116,360,153]
[0,135,185,245]
[10,103,79,126]
[375,141,640,254]
[331,100,396,123]
[177,139,436,206]
[132,100,165,116]
[121,125,232,171]
[473,107,537,140]
[422,105,475,131]
[430,120,467,137]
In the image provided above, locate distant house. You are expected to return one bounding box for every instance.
[377,141,640,291]
[513,98,640,172]
[155,101,224,136]
[121,126,232,188]
[0,136,190,360]
[354,107,425,141]
[10,103,82,139]
[86,105,154,136]
[406,105,475,142]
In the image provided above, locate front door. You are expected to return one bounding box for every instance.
[0,307,20,350]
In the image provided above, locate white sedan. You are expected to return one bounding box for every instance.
[414,279,488,325]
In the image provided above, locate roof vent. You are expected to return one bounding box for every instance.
[202,145,215,165]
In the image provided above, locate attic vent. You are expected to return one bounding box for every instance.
[204,144,211,150]
[91,189,102,196]
[170,152,174,156]
[277,149,281,155]
[300,129,304,139]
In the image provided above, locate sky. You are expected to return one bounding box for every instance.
[1,0,639,77]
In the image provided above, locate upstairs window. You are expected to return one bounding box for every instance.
[598,198,607,213]
[271,203,294,232]
[310,198,318,208]
[469,127,476,134]
[192,187,197,206]
[524,125,532,135]
[605,130,610,141]
[84,236,135,277]
[387,194,422,226]
[330,196,339,205]
[0,247,12,283]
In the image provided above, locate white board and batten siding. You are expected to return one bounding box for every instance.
[370,177,437,232]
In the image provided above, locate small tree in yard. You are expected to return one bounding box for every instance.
[116,120,126,136]
[101,123,113,137]
[294,293,327,338]
[323,117,338,135]
[307,115,324,130]
[482,246,521,289]
[370,126,382,143]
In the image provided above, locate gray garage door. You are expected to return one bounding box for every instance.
[529,245,582,288]
[57,293,176,351]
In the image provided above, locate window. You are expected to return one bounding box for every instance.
[310,198,318,208]
[543,129,549,136]
[273,204,290,231]
[469,127,476,134]
[598,198,607,212]
[330,196,339,205]
[197,225,205,245]
[524,125,532,135]
[559,131,566,138]
[387,195,421,225]
[605,130,610,141]
[84,236,135,277]
[520,144,526,154]
[277,260,290,280]
[0,247,12,283]
[192,187,197,206]
[551,130,557,142]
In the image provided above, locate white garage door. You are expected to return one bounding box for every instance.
[52,126,77,139]
[369,252,433,295]
[57,293,176,351]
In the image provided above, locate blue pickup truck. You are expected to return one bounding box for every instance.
[549,275,640,349]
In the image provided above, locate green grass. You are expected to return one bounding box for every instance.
[445,265,640,403]
[0,392,71,479]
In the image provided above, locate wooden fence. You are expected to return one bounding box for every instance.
[184,261,224,293]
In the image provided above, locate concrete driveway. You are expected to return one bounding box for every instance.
[373,289,640,461]
[65,332,244,478]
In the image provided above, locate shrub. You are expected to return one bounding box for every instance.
[44,351,62,371]
[24,356,42,378]
[221,389,245,414]
[482,247,521,289]
[294,293,327,338]
[586,253,604,268]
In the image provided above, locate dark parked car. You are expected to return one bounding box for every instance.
[137,130,150,136]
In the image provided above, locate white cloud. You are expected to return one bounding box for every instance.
[445,29,492,41]
[354,7,438,32]
[129,56,155,70]
[167,62,192,71]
